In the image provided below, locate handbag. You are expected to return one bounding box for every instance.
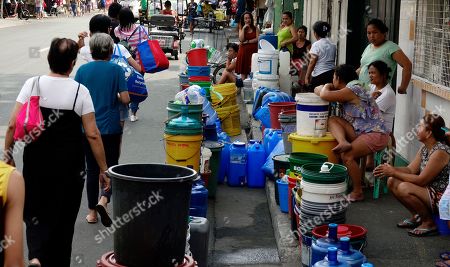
[136,29,169,73]
[110,45,148,103]
[13,76,45,142]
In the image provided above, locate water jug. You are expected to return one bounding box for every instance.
[279,50,291,76]
[243,78,254,104]
[313,247,350,267]
[228,141,247,186]
[267,130,282,156]
[336,237,366,267]
[263,128,275,156]
[311,223,340,266]
[217,132,231,184]
[190,179,209,217]
[361,263,373,267]
[215,118,222,134]
[247,142,266,188]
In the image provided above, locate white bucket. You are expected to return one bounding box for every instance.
[251,53,259,74]
[295,93,329,137]
[279,50,290,76]
[300,180,347,203]
[257,49,279,76]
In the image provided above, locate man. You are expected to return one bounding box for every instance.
[186,0,197,35]
[217,43,238,84]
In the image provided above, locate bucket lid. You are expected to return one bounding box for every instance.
[259,39,276,50]
[288,132,336,142]
[165,115,203,135]
[272,154,290,163]
[233,141,246,147]
[295,92,329,105]
[203,141,224,151]
[288,152,328,166]
[300,162,348,184]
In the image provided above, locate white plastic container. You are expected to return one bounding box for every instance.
[243,78,253,103]
[300,180,347,203]
[295,93,329,137]
[257,49,279,76]
[251,53,259,74]
[254,73,280,90]
[279,50,291,76]
[279,73,292,95]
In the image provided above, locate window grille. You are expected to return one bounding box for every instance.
[414,0,450,88]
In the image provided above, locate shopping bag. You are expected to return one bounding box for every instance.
[14,76,45,142]
[137,40,169,73]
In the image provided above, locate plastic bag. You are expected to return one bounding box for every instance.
[175,85,205,104]
[262,139,284,178]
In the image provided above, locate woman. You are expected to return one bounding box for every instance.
[4,38,109,267]
[292,25,311,88]
[277,11,298,54]
[0,161,25,267]
[315,64,388,202]
[374,114,450,237]
[305,21,336,91]
[114,7,148,122]
[75,33,130,228]
[186,0,197,35]
[235,11,258,80]
[358,18,412,94]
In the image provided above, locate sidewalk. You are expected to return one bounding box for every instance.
[0,17,33,29]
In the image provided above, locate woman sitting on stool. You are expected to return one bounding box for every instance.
[374,114,450,237]
[315,64,388,202]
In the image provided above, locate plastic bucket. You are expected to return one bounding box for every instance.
[186,48,208,66]
[257,49,279,75]
[288,176,299,218]
[216,105,241,137]
[277,179,289,213]
[203,125,218,141]
[279,110,297,154]
[181,83,190,91]
[211,83,237,108]
[254,73,280,90]
[203,141,224,198]
[164,134,203,172]
[433,215,450,235]
[187,66,211,77]
[312,224,368,252]
[107,164,197,267]
[258,34,278,50]
[300,180,347,203]
[268,102,296,129]
[179,72,189,84]
[167,101,203,122]
[288,133,339,163]
[272,154,290,182]
[295,93,329,137]
[189,76,211,82]
[288,152,328,177]
[300,162,348,184]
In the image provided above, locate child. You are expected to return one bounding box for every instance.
[217,43,239,84]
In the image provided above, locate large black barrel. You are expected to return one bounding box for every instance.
[107,164,197,267]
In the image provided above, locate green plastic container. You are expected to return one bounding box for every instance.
[203,141,224,198]
[288,152,328,176]
[167,101,203,122]
[300,162,348,184]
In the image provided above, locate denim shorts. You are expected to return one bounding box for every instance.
[119,104,129,121]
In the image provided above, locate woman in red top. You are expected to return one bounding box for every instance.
[160,0,179,25]
[235,11,258,80]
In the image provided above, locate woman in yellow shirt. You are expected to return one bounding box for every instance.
[0,160,25,267]
[277,11,298,53]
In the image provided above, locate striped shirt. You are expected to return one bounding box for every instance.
[114,24,149,65]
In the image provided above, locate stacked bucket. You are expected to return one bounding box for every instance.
[211,83,241,136]
[186,48,212,101]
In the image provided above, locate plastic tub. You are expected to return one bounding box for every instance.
[187,48,208,66]
[211,83,237,108]
[107,164,197,267]
[268,102,296,129]
[167,101,203,122]
[288,152,328,176]
[295,93,329,137]
[187,66,211,77]
[288,133,339,163]
[300,180,347,203]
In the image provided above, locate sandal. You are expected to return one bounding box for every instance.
[408,227,439,237]
[397,214,421,228]
[436,260,450,267]
[96,203,113,227]
[441,252,450,261]
[86,215,98,224]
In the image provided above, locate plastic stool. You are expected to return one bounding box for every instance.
[373,136,394,199]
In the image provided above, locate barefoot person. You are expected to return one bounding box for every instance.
[217,43,238,84]
[315,64,388,202]
[374,114,450,237]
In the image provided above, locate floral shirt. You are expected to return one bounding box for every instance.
[342,80,386,135]
[420,142,450,194]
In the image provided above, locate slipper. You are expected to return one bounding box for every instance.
[96,204,113,227]
[29,264,41,267]
[397,218,420,229]
[346,194,364,203]
[441,252,450,261]
[436,260,450,267]
[408,227,439,237]
[85,215,98,224]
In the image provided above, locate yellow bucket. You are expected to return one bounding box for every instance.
[216,104,241,136]
[288,133,339,163]
[211,83,237,108]
[164,134,203,172]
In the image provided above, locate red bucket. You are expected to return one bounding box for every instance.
[180,83,190,91]
[287,176,298,218]
[189,76,211,82]
[186,48,208,66]
[268,102,296,129]
[97,252,197,267]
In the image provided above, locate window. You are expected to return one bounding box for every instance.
[414,0,450,88]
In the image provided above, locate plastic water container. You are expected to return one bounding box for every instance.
[228,141,247,186]
[267,130,282,156]
[279,73,292,96]
[279,50,290,76]
[263,128,275,155]
[190,179,209,218]
[247,142,266,188]
[251,53,259,74]
[336,237,366,267]
[257,49,279,76]
[311,223,340,266]
[361,263,374,267]
[203,100,218,126]
[295,93,329,137]
[259,33,278,50]
[313,247,350,267]
[277,178,289,213]
[189,216,210,267]
[217,132,231,184]
[243,78,254,103]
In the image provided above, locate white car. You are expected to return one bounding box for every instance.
[119,0,140,18]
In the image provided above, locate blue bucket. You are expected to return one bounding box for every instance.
[277,179,288,213]
[434,215,450,235]
[187,66,211,77]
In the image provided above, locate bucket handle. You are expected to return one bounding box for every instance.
[319,162,334,173]
[209,86,224,101]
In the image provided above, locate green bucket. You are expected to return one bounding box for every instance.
[300,162,348,184]
[167,101,203,122]
[203,141,224,198]
[288,152,328,176]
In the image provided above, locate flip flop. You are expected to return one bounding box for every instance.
[85,215,98,224]
[436,259,450,267]
[346,194,364,203]
[441,252,450,261]
[397,218,420,229]
[96,204,113,227]
[408,227,439,237]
